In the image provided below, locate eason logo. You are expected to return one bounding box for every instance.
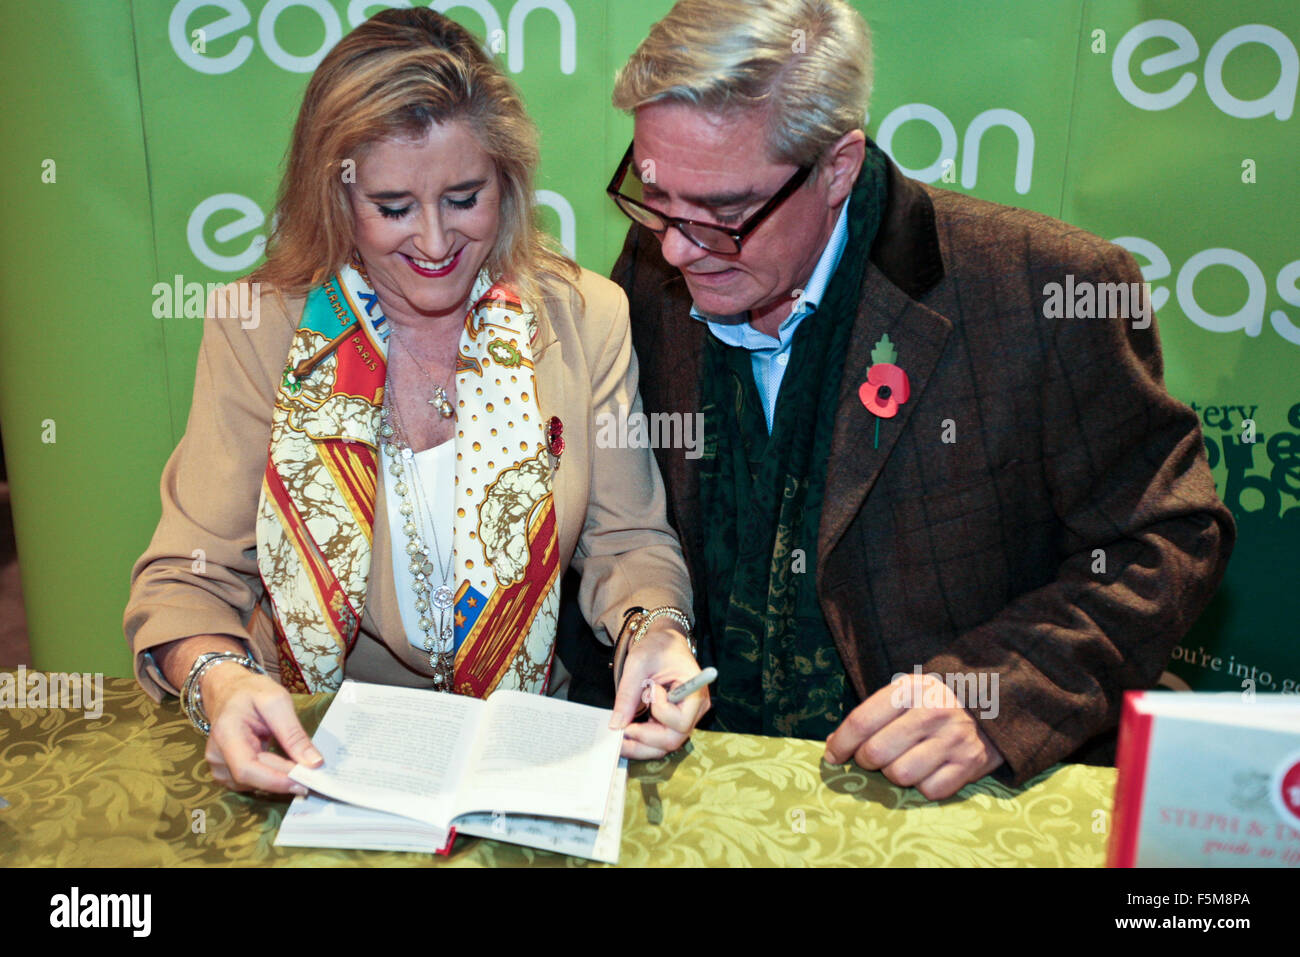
[170,0,577,75]
[1112,236,1300,347]
[869,103,1034,194]
[50,888,151,937]
[1112,19,1297,119]
[188,190,576,271]
[188,193,267,273]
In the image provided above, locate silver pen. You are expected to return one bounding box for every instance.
[667,667,718,704]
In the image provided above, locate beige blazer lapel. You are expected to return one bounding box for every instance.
[531,314,581,564]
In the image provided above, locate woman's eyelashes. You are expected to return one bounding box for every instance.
[376,193,479,220]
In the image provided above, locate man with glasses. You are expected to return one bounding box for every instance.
[604,0,1234,799]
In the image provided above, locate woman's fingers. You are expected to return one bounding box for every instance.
[254,690,323,767]
[204,676,317,794]
[620,735,669,760]
[610,671,650,730]
[649,682,710,735]
[617,685,698,757]
[210,724,305,793]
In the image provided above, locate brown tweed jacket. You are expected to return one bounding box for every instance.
[612,157,1236,787]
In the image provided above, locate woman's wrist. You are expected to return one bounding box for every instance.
[152,634,249,696]
[612,606,696,688]
[182,650,266,736]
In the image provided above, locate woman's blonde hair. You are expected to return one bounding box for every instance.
[252,7,576,313]
[612,0,872,170]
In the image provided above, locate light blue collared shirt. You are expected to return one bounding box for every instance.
[690,201,851,433]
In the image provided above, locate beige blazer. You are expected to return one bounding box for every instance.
[123,266,692,702]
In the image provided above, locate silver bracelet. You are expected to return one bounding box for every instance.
[612,606,697,690]
[632,607,695,655]
[181,651,265,736]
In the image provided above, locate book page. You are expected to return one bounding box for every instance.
[455,762,628,864]
[289,680,482,829]
[455,689,624,822]
[1135,692,1300,732]
[274,792,452,854]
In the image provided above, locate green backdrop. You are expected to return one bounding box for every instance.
[1,0,1296,693]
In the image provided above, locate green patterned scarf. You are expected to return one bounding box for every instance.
[699,143,889,739]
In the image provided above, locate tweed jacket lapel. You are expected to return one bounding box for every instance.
[818,264,951,573]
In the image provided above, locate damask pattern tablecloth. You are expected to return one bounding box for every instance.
[0,674,1115,866]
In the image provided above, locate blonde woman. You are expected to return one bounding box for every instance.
[124,7,706,795]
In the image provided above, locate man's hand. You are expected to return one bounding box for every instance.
[823,672,1004,800]
[610,619,709,760]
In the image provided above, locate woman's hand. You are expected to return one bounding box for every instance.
[610,618,710,760]
[202,663,323,795]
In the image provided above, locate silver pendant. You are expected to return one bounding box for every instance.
[433,585,454,609]
[430,386,455,419]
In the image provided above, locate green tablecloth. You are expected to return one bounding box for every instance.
[0,673,1115,866]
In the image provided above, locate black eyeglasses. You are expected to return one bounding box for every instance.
[605,142,812,255]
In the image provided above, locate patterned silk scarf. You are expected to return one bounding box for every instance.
[255,264,561,695]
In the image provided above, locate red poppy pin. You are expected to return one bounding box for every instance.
[546,415,565,467]
[857,334,910,449]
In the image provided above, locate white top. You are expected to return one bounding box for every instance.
[378,438,455,651]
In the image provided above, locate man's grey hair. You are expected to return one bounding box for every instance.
[612,0,873,169]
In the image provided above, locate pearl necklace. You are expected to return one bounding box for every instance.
[379,389,457,691]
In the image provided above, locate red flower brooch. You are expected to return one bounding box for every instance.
[857,334,910,448]
[546,415,565,466]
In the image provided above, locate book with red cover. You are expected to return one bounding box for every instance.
[1108,690,1300,867]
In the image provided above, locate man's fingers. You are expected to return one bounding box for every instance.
[849,708,928,771]
[256,692,322,767]
[823,680,917,763]
[915,762,971,802]
[879,736,948,789]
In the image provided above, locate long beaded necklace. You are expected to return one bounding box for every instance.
[380,386,457,690]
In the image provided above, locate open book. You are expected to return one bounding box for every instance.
[274,680,627,863]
